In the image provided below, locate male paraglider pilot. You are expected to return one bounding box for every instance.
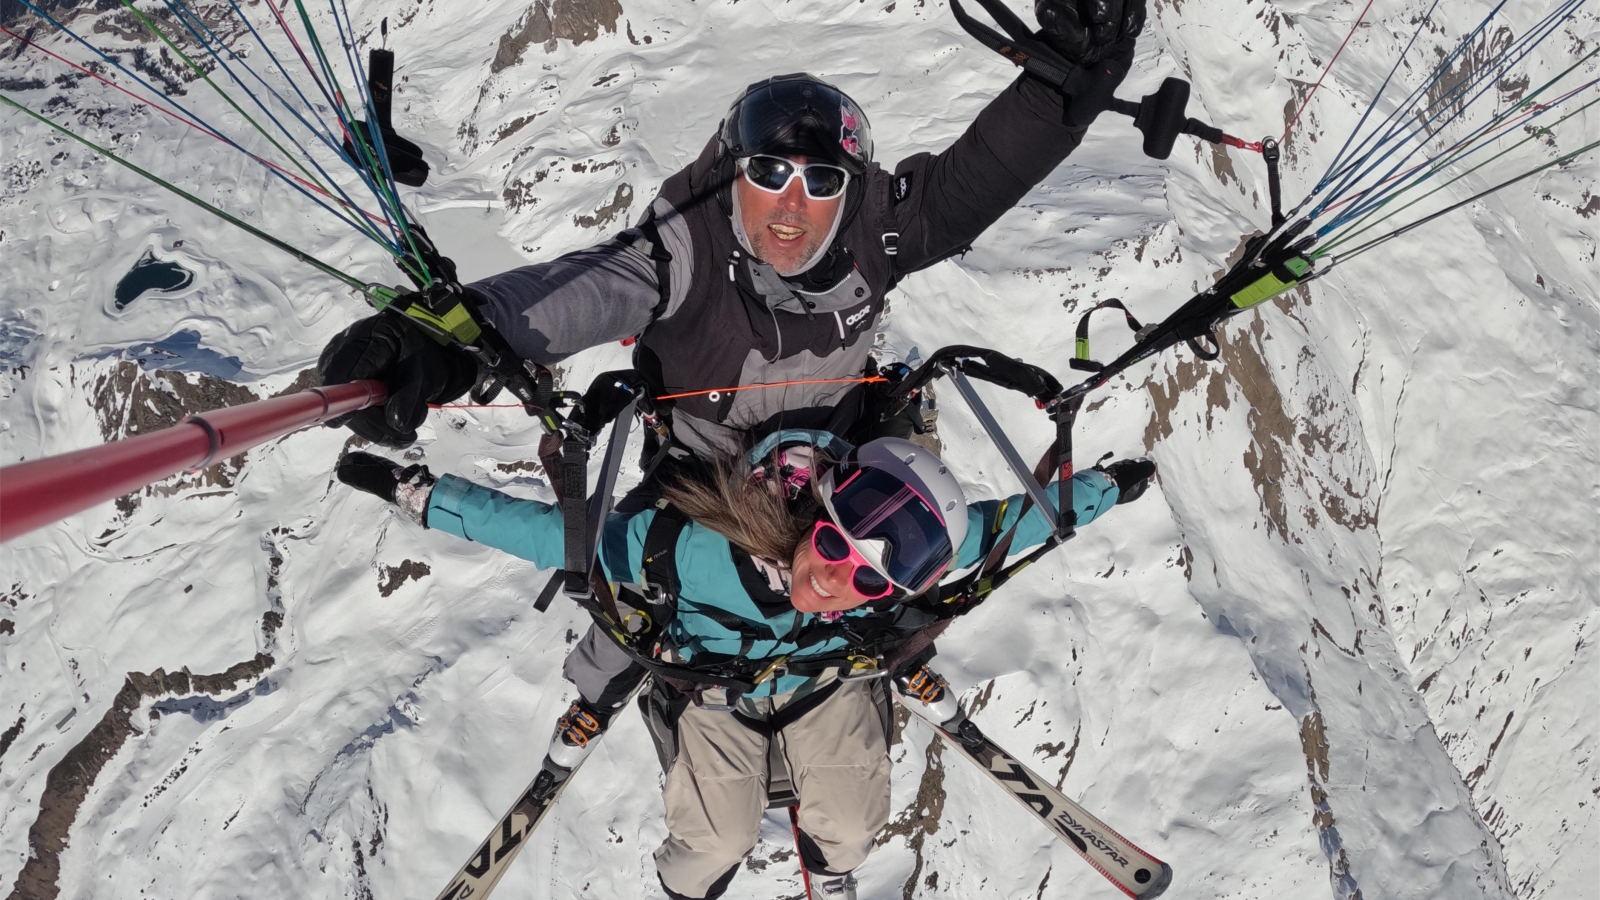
[319,2,1149,898]
[319,0,1147,455]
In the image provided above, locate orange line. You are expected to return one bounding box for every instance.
[654,376,887,402]
[431,375,889,409]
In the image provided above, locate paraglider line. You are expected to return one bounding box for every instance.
[1280,0,1376,143]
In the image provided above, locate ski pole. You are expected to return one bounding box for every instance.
[0,380,387,543]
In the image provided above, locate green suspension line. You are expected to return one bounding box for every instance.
[1317,137,1600,266]
[288,0,432,286]
[1318,97,1600,257]
[1314,50,1600,249]
[1,93,395,305]
[113,0,331,200]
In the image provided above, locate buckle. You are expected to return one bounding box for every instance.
[903,666,944,703]
[693,687,736,712]
[839,654,889,682]
[881,232,899,256]
[621,610,653,634]
[639,583,672,606]
[752,656,790,685]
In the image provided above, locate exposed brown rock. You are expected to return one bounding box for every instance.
[876,730,948,900]
[15,654,272,900]
[491,0,624,74]
[268,366,318,398]
[0,715,24,762]
[91,362,259,519]
[1143,234,1373,543]
[574,183,634,229]
[377,559,432,598]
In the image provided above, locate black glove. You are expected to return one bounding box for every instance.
[1097,456,1156,505]
[1035,0,1145,65]
[337,451,408,501]
[1036,0,1145,127]
[337,451,437,524]
[317,311,478,447]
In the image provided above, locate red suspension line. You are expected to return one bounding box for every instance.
[265,0,353,146]
[2,25,393,230]
[1318,77,1599,216]
[1282,0,1377,143]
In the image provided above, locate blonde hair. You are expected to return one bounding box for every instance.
[658,450,817,568]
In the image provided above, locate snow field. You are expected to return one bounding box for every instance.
[2,0,1595,898]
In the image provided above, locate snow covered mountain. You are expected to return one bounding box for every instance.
[1,1,1595,898]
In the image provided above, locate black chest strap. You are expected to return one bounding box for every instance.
[639,501,688,606]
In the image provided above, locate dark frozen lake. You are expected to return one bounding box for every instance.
[114,250,194,310]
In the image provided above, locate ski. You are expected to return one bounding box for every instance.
[433,755,584,900]
[895,670,1172,898]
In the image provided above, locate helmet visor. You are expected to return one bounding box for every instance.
[724,77,872,174]
[829,467,953,592]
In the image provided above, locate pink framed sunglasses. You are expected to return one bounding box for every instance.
[809,519,895,600]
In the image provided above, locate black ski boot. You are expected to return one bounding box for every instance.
[1097,456,1157,505]
[546,698,615,770]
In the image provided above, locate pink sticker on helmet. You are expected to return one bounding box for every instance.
[840,99,863,159]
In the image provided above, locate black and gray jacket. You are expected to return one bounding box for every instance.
[467,74,1087,456]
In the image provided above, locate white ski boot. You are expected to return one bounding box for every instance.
[814,870,858,899]
[545,698,613,769]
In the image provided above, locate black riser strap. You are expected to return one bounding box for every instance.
[560,433,590,598]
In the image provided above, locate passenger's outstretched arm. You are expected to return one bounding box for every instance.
[953,469,1119,568]
[425,475,568,568]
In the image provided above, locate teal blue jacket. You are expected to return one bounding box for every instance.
[427,470,1120,695]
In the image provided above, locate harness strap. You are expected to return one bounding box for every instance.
[1262,137,1285,228]
[879,174,901,263]
[639,501,688,606]
[637,212,675,322]
[1069,299,1145,372]
[922,394,1081,617]
[533,431,626,620]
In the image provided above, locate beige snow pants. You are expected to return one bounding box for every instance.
[653,679,891,899]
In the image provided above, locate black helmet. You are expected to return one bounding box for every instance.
[719,73,873,175]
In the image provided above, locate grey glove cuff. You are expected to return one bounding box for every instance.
[393,465,437,527]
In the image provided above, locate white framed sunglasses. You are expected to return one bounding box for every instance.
[738,155,851,200]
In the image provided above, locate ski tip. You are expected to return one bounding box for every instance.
[1134,862,1174,898]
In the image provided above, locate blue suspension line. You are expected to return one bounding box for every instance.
[1311,0,1524,212]
[1312,0,1442,197]
[1316,0,1518,191]
[13,0,396,253]
[1316,84,1600,243]
[1341,0,1583,195]
[1310,0,1517,214]
[1316,0,1588,229]
[1319,53,1598,234]
[1311,0,1584,223]
[189,0,396,213]
[209,0,411,253]
[329,0,417,263]
[289,0,401,232]
[242,0,412,251]
[157,0,399,249]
